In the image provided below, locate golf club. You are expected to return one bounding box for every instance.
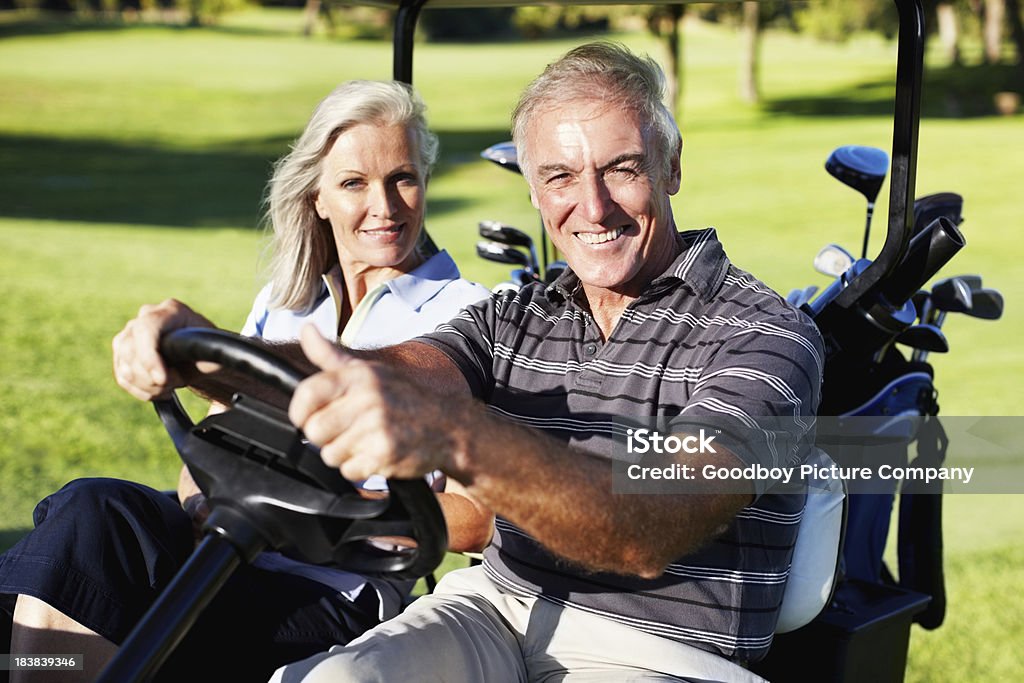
[476,240,532,270]
[923,277,973,328]
[957,274,983,291]
[479,220,539,274]
[825,145,889,259]
[476,241,537,287]
[895,324,949,354]
[912,276,975,362]
[912,192,964,238]
[965,288,1004,320]
[480,140,553,272]
[480,141,521,175]
[813,243,855,278]
[787,284,820,308]
[911,289,930,321]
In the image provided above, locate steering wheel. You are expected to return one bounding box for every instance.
[151,327,448,581]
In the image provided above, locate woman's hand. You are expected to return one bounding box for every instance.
[112,298,216,401]
[178,465,211,542]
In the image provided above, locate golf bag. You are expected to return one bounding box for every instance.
[825,345,947,631]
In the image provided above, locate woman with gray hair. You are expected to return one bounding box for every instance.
[0,80,491,683]
[248,78,482,347]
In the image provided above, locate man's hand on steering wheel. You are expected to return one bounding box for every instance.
[113,298,217,401]
[290,325,461,483]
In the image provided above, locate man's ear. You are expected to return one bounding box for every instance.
[666,145,682,196]
[529,186,540,210]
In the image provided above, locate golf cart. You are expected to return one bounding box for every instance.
[91,1,982,681]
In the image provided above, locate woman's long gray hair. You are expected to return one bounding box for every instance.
[265,80,438,311]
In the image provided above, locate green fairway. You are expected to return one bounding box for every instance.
[1,11,1021,680]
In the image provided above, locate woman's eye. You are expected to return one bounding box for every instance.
[341,179,365,190]
[394,173,420,186]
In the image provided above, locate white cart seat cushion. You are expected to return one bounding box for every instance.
[775,448,845,634]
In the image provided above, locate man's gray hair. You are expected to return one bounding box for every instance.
[511,41,682,184]
[264,80,438,311]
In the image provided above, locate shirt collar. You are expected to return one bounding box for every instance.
[319,250,461,312]
[546,228,730,304]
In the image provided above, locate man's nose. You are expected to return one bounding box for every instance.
[578,172,615,224]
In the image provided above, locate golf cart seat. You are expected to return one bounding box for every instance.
[774,447,846,634]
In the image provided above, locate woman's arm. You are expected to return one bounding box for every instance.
[437,479,494,553]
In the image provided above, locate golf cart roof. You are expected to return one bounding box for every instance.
[381,0,926,313]
[361,0,729,6]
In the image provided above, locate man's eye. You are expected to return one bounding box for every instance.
[545,173,571,186]
[609,166,639,179]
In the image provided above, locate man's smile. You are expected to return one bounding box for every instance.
[574,227,625,245]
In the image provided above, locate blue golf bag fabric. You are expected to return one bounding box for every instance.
[838,359,946,630]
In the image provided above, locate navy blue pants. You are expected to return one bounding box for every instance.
[0,478,381,682]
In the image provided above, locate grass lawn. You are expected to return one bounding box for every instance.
[1,10,1022,680]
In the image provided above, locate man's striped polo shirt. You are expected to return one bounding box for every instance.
[417,227,824,662]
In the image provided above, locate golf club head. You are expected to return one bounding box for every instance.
[912,192,964,237]
[911,289,930,321]
[966,288,1004,320]
[825,145,889,203]
[476,241,531,269]
[510,268,536,286]
[956,274,983,291]
[930,277,973,315]
[786,285,820,308]
[543,260,568,284]
[896,324,949,353]
[480,141,522,175]
[478,220,533,249]
[813,243,855,278]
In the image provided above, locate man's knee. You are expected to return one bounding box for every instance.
[269,645,385,683]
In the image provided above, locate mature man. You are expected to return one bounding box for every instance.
[116,42,823,681]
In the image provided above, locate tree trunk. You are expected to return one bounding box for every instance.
[984,0,1006,63]
[303,0,322,37]
[187,0,201,27]
[1004,0,1024,67]
[666,5,685,120]
[937,2,962,64]
[740,1,761,104]
[647,6,686,121]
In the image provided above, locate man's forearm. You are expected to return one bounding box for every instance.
[441,401,750,578]
[281,330,749,577]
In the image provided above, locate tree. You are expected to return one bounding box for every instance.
[984,0,1006,62]
[645,5,687,119]
[302,0,320,36]
[740,1,762,103]
[936,1,963,64]
[1006,0,1024,67]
